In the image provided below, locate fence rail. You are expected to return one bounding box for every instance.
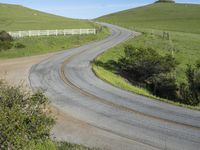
[8,29,96,38]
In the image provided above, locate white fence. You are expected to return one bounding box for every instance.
[8,29,96,38]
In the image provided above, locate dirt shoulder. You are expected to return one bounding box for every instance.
[0,53,54,87]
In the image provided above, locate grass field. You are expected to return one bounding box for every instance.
[98,3,200,34]
[96,31,200,83]
[93,36,200,110]
[0,26,109,59]
[0,3,95,31]
[94,3,200,108]
[0,3,110,59]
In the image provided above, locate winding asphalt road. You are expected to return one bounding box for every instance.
[29,23,200,150]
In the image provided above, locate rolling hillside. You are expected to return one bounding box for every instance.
[0,3,94,31]
[93,2,200,106]
[98,3,200,34]
[0,3,109,58]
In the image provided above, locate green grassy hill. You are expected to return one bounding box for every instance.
[0,3,109,58]
[98,3,200,34]
[94,3,200,108]
[0,3,94,31]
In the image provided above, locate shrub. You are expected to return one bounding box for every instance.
[118,45,177,84]
[117,45,178,100]
[148,74,177,100]
[0,81,55,150]
[0,31,13,42]
[0,31,14,51]
[186,64,200,104]
[196,59,200,68]
[0,41,13,51]
[178,63,200,106]
[14,42,26,49]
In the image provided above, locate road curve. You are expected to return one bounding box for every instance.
[29,23,200,150]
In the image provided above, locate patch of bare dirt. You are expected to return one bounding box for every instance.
[0,54,54,87]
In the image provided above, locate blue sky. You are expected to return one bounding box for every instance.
[0,0,199,19]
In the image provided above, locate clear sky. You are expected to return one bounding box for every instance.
[0,0,199,19]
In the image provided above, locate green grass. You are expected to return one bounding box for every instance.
[97,3,200,84]
[29,140,98,150]
[123,32,200,83]
[98,3,200,34]
[93,65,152,97]
[0,26,109,59]
[0,3,95,31]
[0,3,110,59]
[94,3,200,109]
[93,31,200,84]
[93,51,200,110]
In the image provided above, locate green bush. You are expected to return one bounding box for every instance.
[179,64,200,105]
[0,81,55,150]
[14,42,26,49]
[117,45,178,100]
[148,74,177,100]
[0,31,14,51]
[118,45,177,84]
[0,41,13,51]
[0,31,13,42]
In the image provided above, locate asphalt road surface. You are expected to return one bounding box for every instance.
[29,23,200,150]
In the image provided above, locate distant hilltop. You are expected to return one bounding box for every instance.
[155,0,175,3]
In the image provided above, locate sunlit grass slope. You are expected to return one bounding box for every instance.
[0,3,95,31]
[98,3,200,34]
[0,3,110,58]
[94,3,200,109]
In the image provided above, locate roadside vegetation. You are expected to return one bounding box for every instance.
[94,45,200,106]
[0,3,110,59]
[94,2,200,108]
[0,26,109,58]
[0,3,108,149]
[0,80,54,149]
[0,80,98,150]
